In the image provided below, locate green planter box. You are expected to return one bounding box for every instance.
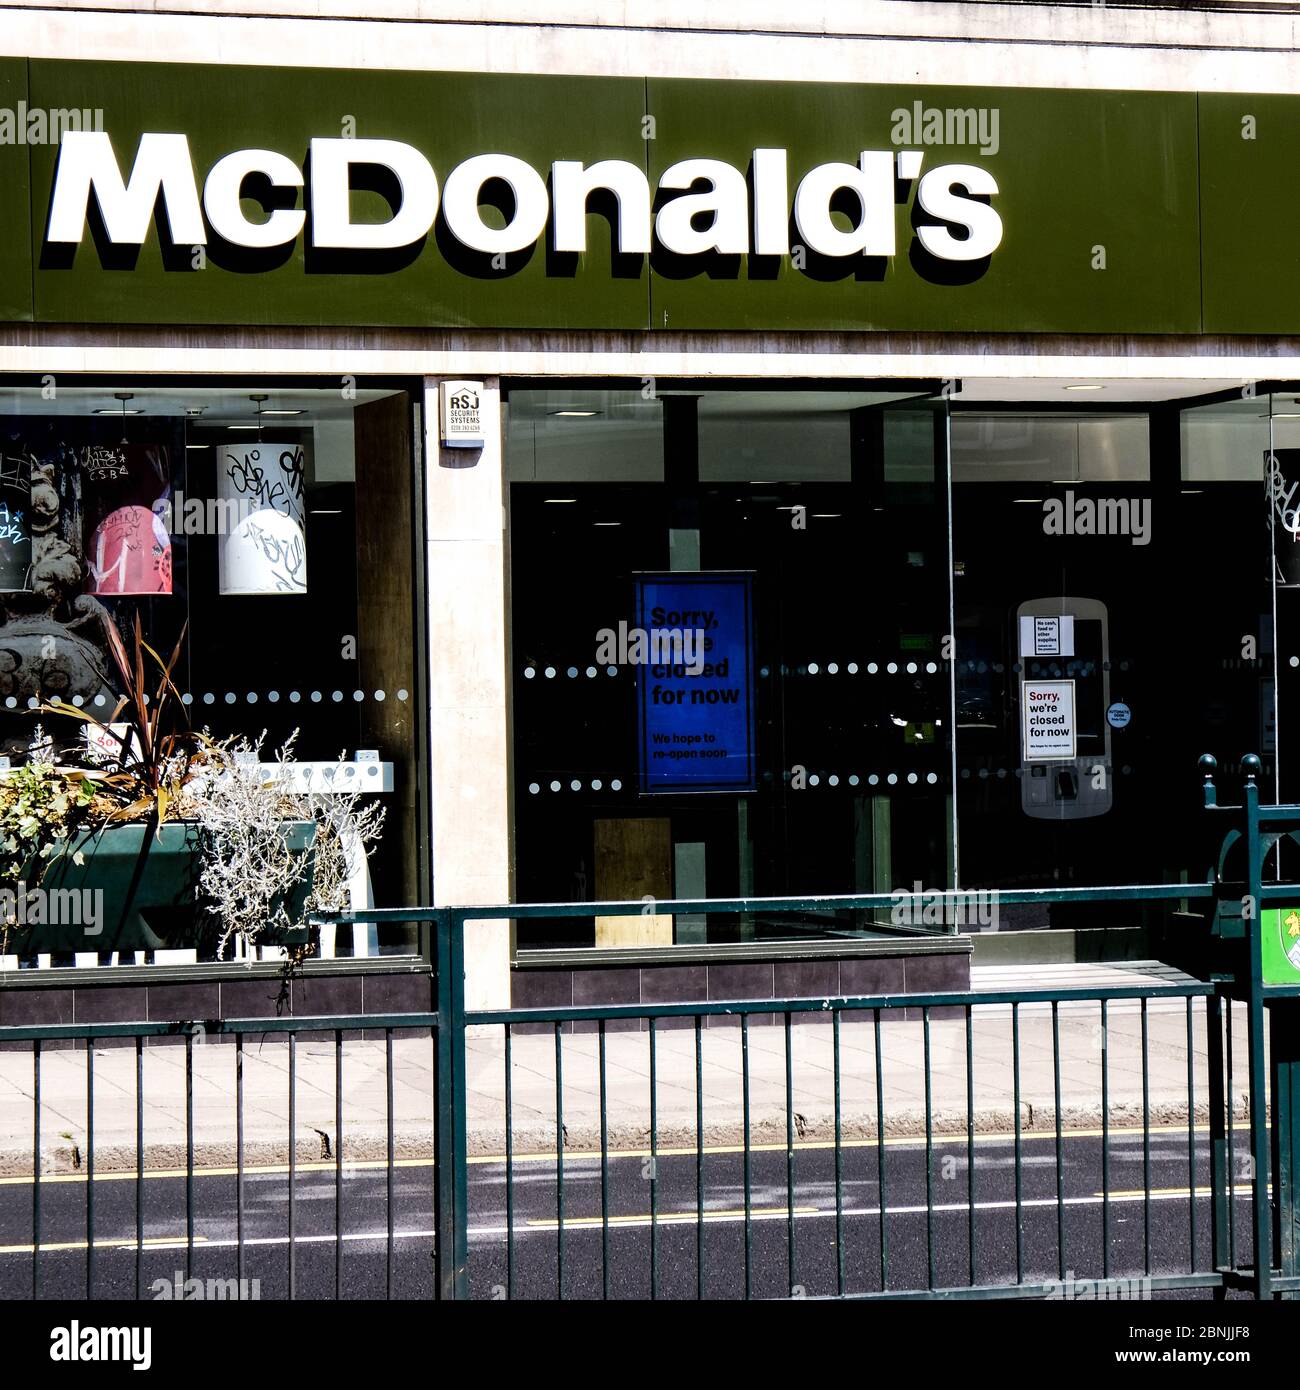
[5,819,317,954]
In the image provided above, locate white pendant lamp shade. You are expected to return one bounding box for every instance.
[216,441,309,595]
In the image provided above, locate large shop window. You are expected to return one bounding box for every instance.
[950,403,1267,919]
[507,384,953,950]
[0,382,422,969]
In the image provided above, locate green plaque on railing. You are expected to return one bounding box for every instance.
[1262,906,1300,986]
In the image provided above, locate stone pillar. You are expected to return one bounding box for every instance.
[424,376,512,1010]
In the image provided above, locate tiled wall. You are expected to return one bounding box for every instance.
[0,968,434,1046]
[510,947,971,1033]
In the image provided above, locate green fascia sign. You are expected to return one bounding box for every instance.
[0,59,1290,334]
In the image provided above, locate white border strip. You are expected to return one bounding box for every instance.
[0,345,1282,383]
[3,9,1300,93]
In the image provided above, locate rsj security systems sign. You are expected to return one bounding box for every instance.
[1022,679,1077,761]
[439,380,484,449]
[636,573,755,794]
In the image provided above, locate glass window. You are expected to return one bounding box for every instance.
[507,382,953,950]
[0,381,422,968]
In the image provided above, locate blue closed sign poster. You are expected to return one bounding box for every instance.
[636,573,755,794]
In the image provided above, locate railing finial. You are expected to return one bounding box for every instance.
[1199,753,1217,807]
[1241,753,1262,784]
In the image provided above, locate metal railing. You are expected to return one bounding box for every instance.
[0,1015,440,1301]
[1,753,1298,1299]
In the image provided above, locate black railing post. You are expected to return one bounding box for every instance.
[433,907,470,1299]
[1241,755,1274,1298]
[1206,992,1230,1295]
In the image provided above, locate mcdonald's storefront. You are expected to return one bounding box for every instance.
[3,54,1300,1011]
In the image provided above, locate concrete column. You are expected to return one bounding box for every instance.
[424,376,513,1010]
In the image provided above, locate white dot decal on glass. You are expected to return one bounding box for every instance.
[74,694,86,707]
[374,690,385,701]
[544,667,556,679]
[289,691,301,704]
[611,779,623,792]
[868,774,879,786]
[310,691,322,703]
[550,780,561,792]
[848,775,859,787]
[866,663,878,675]
[570,779,581,791]
[397,689,409,701]
[567,667,578,679]
[828,774,839,786]
[607,667,618,677]
[808,662,819,675]
[759,666,770,678]
[926,662,938,674]
[332,691,344,703]
[978,768,989,780]
[202,693,214,705]
[586,667,597,679]
[809,774,820,786]
[3,697,14,709]
[353,690,365,702]
[996,768,1007,779]
[907,772,918,784]
[887,662,898,674]
[528,782,540,795]
[827,663,839,675]
[247,692,258,704]
[267,691,280,703]
[591,779,602,791]
[906,662,917,674]
[224,692,236,705]
[524,667,536,680]
[846,663,858,674]
[886,773,898,786]
[1292,656,1299,669]
[960,768,971,779]
[927,772,938,785]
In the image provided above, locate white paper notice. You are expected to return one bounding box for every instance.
[1022,679,1077,761]
[1018,614,1075,658]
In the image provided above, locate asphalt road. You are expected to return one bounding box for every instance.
[0,1125,1258,1300]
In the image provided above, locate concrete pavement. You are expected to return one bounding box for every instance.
[0,963,1257,1173]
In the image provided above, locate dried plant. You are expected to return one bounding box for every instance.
[44,613,200,826]
[183,731,384,959]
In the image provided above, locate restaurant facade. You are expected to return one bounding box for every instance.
[0,2,1298,1012]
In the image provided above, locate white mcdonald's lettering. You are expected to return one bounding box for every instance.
[45,131,1003,264]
